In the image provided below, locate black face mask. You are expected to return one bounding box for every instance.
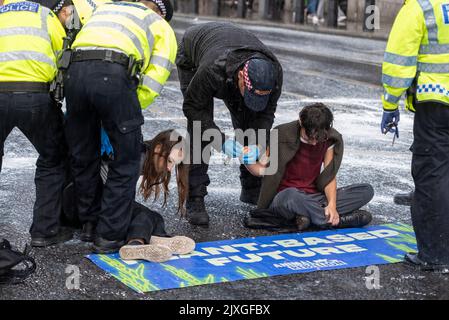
[0,239,36,285]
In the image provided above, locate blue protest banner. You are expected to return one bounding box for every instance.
[87,223,417,293]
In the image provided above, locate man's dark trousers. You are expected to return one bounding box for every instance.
[64,60,143,241]
[411,102,449,265]
[0,92,66,237]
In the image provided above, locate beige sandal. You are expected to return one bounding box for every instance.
[119,243,173,263]
[149,236,196,255]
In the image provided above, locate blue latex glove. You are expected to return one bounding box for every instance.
[381,109,400,138]
[101,127,114,156]
[222,139,244,158]
[241,145,260,165]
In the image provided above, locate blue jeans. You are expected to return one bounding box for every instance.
[307,0,319,14]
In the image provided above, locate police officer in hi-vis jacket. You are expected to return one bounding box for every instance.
[381,0,449,273]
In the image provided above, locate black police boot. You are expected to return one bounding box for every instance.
[31,227,73,248]
[93,236,125,254]
[337,210,373,229]
[404,253,449,274]
[394,191,414,206]
[80,222,96,243]
[240,188,260,205]
[186,197,209,226]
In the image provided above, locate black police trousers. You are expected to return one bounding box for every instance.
[411,101,449,265]
[61,160,167,243]
[0,92,66,237]
[64,60,144,241]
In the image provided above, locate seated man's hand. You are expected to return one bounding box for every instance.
[325,205,340,227]
[258,147,270,166]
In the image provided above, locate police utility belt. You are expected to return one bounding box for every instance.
[0,82,50,93]
[70,49,143,78]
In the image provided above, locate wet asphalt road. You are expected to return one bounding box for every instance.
[1,17,449,300]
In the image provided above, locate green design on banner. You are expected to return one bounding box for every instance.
[376,253,403,263]
[376,222,417,263]
[385,223,417,253]
[159,264,269,287]
[236,267,269,279]
[384,222,414,233]
[386,241,417,254]
[161,264,222,287]
[97,255,159,292]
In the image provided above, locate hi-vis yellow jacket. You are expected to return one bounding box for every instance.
[71,1,177,109]
[383,0,449,111]
[72,0,108,25]
[0,0,66,83]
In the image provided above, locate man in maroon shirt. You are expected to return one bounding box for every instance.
[245,103,374,230]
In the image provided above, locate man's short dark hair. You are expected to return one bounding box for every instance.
[299,103,334,143]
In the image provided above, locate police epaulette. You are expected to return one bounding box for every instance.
[112,2,148,11]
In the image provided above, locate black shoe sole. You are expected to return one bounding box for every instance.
[418,265,449,273]
[31,231,73,248]
[404,254,449,274]
[187,219,210,227]
[405,262,449,274]
[92,239,125,254]
[92,245,121,254]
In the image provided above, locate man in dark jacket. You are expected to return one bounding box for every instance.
[177,22,283,226]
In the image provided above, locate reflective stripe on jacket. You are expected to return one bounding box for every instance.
[382,0,449,111]
[72,0,109,25]
[72,1,177,109]
[0,0,65,83]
